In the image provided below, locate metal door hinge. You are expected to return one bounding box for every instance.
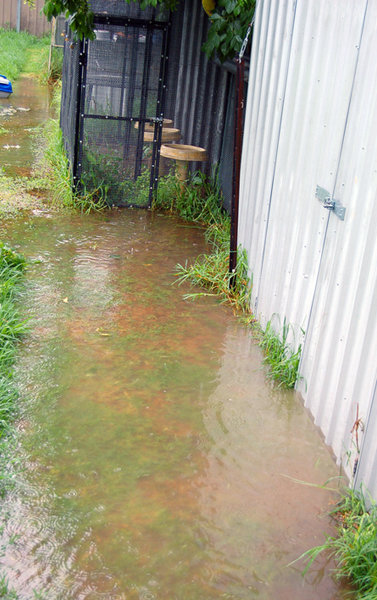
[316,185,346,221]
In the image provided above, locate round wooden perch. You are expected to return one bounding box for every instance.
[143,128,181,142]
[135,119,174,132]
[159,143,208,182]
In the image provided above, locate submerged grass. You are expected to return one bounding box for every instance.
[32,119,301,385]
[0,574,18,599]
[155,170,301,386]
[294,487,377,600]
[155,171,253,314]
[0,175,48,216]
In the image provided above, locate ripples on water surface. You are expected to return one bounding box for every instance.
[0,210,345,599]
[0,76,51,177]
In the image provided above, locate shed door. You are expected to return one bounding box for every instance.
[241,0,377,484]
[251,2,367,340]
[297,0,377,476]
[75,18,169,207]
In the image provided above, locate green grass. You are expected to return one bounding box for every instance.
[26,42,63,84]
[0,174,48,216]
[0,574,18,599]
[294,487,377,599]
[34,115,107,213]
[0,243,27,431]
[256,317,302,388]
[155,171,302,387]
[175,224,253,314]
[0,28,50,81]
[0,244,26,600]
[155,170,252,312]
[154,170,228,225]
[0,244,39,599]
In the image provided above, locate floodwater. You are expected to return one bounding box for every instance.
[1,211,345,600]
[0,77,347,599]
[0,74,51,177]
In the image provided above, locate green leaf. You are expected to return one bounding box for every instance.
[43,0,255,63]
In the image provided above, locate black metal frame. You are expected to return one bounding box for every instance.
[72,14,170,208]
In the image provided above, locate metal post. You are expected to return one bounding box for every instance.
[17,0,22,32]
[229,57,244,289]
[149,20,171,207]
[135,26,153,178]
[73,39,87,188]
[229,19,254,290]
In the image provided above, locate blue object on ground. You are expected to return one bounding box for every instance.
[0,75,13,98]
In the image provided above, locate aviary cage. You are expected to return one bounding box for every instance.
[60,0,170,207]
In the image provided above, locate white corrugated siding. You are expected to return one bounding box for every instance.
[239,0,377,491]
[355,383,377,500]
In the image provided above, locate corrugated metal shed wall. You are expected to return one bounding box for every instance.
[298,0,377,485]
[0,0,51,36]
[239,0,377,492]
[356,384,377,500]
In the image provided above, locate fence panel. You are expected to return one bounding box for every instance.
[0,0,51,36]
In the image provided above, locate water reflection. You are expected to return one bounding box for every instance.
[0,211,345,599]
[0,75,51,176]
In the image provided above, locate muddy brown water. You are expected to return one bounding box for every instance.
[0,75,51,177]
[0,77,347,599]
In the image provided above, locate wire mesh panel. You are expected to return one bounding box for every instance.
[77,21,169,206]
[60,27,81,171]
[89,0,168,21]
[60,1,170,207]
[53,15,66,47]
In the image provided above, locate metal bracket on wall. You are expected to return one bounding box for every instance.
[316,185,346,221]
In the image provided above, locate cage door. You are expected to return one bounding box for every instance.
[75,19,169,207]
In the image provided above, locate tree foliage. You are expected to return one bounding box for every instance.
[203,0,255,62]
[42,0,175,38]
[43,0,95,39]
[41,0,254,61]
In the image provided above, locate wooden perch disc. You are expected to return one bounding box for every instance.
[159,144,208,162]
[144,128,181,142]
[135,119,174,131]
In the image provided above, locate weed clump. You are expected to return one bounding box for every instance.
[256,317,302,388]
[155,171,227,225]
[35,116,107,213]
[155,170,303,387]
[176,229,252,315]
[154,171,252,313]
[296,487,377,600]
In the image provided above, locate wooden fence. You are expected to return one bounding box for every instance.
[0,0,51,36]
